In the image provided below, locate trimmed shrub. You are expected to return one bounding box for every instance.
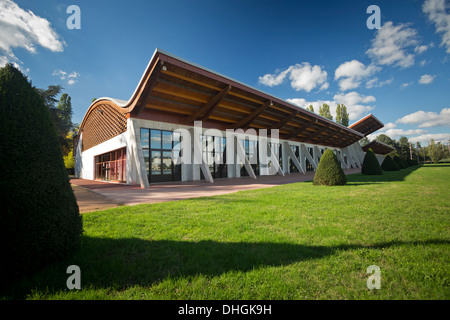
[401,157,409,168]
[381,155,400,171]
[393,154,407,169]
[313,149,346,186]
[362,148,383,175]
[406,158,415,166]
[0,64,83,284]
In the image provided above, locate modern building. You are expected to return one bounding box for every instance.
[74,49,386,188]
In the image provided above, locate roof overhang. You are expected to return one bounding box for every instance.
[349,114,384,137]
[362,140,395,155]
[81,49,366,149]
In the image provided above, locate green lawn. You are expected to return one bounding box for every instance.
[3,164,450,300]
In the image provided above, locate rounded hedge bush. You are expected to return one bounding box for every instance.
[0,64,83,284]
[313,149,346,186]
[393,154,407,169]
[361,148,383,175]
[381,155,400,171]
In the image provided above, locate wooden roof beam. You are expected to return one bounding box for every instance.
[231,100,272,129]
[182,84,231,124]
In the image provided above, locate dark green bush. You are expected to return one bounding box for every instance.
[406,158,415,166]
[313,149,346,186]
[0,64,83,284]
[402,158,409,167]
[393,154,407,169]
[362,148,383,175]
[381,155,400,171]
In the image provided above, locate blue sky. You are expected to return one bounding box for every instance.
[1,0,449,145]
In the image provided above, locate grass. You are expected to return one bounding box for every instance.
[2,164,449,300]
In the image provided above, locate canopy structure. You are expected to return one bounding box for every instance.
[362,140,395,155]
[349,114,384,137]
[79,49,364,152]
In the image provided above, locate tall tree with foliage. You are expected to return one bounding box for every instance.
[340,104,349,126]
[307,105,314,113]
[319,103,333,120]
[336,104,349,126]
[36,86,74,156]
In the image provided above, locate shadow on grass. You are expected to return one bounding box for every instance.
[3,237,448,299]
[346,165,422,185]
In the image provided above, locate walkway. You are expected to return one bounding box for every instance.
[71,168,360,213]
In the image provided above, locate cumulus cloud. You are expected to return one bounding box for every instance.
[397,108,450,128]
[366,21,420,68]
[409,133,450,144]
[334,60,379,91]
[0,0,65,67]
[286,91,376,121]
[423,0,450,54]
[418,74,436,84]
[259,63,328,92]
[52,69,80,85]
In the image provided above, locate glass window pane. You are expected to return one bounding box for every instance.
[141,129,149,148]
[162,151,172,174]
[151,130,161,149]
[143,149,149,174]
[162,131,172,150]
[151,151,161,175]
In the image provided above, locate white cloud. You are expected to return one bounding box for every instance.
[289,63,328,92]
[366,21,419,68]
[397,108,450,128]
[401,81,413,88]
[409,133,450,144]
[334,60,379,91]
[365,77,393,88]
[384,122,397,130]
[53,69,80,85]
[258,68,291,87]
[0,0,65,67]
[287,91,375,121]
[380,128,428,140]
[423,0,450,54]
[259,63,328,92]
[418,74,436,84]
[414,45,428,54]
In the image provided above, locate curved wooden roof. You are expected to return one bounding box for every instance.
[362,140,395,155]
[80,49,367,150]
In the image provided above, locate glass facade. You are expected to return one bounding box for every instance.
[141,128,181,183]
[200,135,227,179]
[95,147,127,182]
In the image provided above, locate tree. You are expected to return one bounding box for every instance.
[335,104,349,126]
[336,104,342,124]
[340,104,349,126]
[359,137,370,147]
[319,103,333,120]
[37,86,74,156]
[307,105,314,113]
[362,148,383,175]
[0,64,83,284]
[397,136,410,160]
[313,149,346,186]
[429,139,438,164]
